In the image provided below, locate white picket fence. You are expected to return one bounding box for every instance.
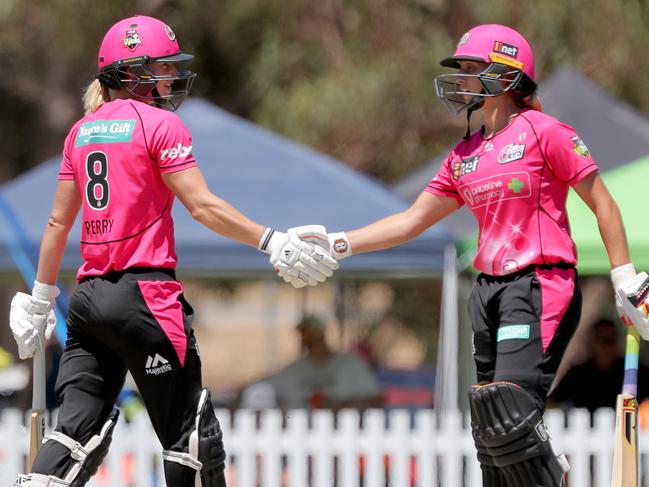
[0,407,648,487]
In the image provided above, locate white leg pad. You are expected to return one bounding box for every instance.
[14,473,70,487]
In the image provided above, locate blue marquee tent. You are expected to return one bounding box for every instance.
[0,98,453,278]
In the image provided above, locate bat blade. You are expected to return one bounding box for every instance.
[28,323,46,472]
[612,393,638,487]
[612,325,640,487]
[28,410,45,471]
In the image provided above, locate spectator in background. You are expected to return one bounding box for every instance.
[259,315,383,411]
[550,318,649,412]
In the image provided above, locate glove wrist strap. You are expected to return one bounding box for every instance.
[611,263,637,289]
[329,232,352,260]
[32,280,61,302]
[258,228,276,255]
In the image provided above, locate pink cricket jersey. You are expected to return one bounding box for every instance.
[427,109,598,276]
[59,99,197,280]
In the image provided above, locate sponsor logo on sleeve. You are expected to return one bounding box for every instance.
[452,155,480,180]
[498,143,526,164]
[160,143,193,161]
[75,120,136,147]
[458,172,532,209]
[571,136,590,157]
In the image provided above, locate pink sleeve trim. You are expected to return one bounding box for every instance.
[425,186,464,205]
[158,160,198,174]
[567,165,598,186]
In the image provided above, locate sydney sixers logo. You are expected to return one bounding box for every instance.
[123,27,142,51]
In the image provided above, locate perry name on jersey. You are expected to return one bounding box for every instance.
[59,99,197,279]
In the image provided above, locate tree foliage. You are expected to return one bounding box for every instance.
[0,0,648,182]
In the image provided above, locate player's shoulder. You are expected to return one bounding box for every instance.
[518,108,576,135]
[448,131,482,159]
[64,113,93,145]
[127,100,186,126]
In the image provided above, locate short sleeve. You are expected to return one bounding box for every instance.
[148,114,197,174]
[58,129,76,181]
[425,152,464,205]
[539,122,598,185]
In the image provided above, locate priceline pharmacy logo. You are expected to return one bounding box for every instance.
[459,172,531,209]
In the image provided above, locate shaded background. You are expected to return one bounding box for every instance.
[3,0,649,183]
[0,0,647,406]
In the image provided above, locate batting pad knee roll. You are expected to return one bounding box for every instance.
[469,382,568,487]
[163,389,226,487]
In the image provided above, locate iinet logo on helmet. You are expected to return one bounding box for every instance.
[160,143,192,161]
[493,41,519,58]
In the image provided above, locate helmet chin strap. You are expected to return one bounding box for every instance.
[464,94,485,140]
[150,86,164,108]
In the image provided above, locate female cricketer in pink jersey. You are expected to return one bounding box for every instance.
[8,15,337,487]
[292,24,645,486]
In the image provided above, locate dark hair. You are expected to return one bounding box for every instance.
[513,73,542,111]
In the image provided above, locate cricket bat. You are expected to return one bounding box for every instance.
[28,315,47,471]
[611,323,641,486]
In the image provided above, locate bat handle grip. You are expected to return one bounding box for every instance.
[32,348,46,411]
[32,315,47,411]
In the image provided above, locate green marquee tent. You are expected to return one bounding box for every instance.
[568,155,649,274]
[457,156,649,275]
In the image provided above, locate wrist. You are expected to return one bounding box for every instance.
[32,280,60,302]
[611,263,636,290]
[258,228,277,255]
[328,232,352,260]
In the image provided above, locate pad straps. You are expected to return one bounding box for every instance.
[43,432,89,462]
[14,473,70,487]
[162,449,203,470]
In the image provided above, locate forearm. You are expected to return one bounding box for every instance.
[36,220,71,285]
[347,193,458,255]
[347,211,427,255]
[595,199,631,269]
[35,181,80,285]
[189,193,266,247]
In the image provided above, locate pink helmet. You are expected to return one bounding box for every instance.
[441,24,535,81]
[435,24,537,115]
[96,15,195,111]
[98,15,192,69]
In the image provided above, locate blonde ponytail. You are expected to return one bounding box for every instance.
[82,79,110,115]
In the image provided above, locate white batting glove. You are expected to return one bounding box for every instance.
[9,281,59,360]
[259,228,339,288]
[611,264,649,340]
[289,225,352,261]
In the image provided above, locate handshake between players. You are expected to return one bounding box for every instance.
[258,225,351,288]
